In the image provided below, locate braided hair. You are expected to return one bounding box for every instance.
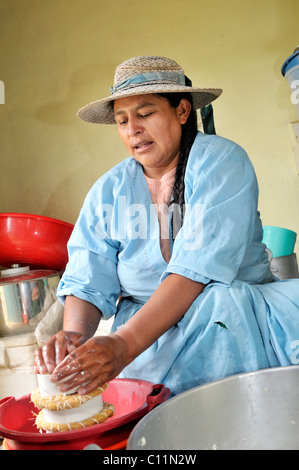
[157,91,198,237]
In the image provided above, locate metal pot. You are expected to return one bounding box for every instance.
[0,265,61,336]
[127,366,299,450]
[270,253,299,280]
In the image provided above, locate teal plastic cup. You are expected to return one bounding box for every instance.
[262,226,297,258]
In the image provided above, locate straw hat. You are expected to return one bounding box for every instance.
[77,56,222,124]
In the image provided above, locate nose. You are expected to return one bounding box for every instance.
[127,117,143,136]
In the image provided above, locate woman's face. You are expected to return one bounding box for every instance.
[114,94,191,179]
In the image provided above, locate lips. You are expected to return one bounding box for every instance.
[134,141,153,151]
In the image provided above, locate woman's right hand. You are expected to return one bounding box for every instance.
[33,330,88,374]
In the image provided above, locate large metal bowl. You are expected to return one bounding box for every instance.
[0,213,73,271]
[127,366,299,450]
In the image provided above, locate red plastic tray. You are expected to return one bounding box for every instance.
[0,378,170,450]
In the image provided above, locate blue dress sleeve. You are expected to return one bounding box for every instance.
[57,178,121,320]
[164,135,259,286]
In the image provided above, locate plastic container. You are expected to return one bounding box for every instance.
[0,213,73,271]
[262,226,297,258]
[281,47,299,119]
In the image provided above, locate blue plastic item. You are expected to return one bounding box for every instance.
[281,49,299,76]
[262,226,297,258]
[281,48,299,119]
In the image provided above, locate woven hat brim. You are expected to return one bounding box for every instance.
[77,85,222,124]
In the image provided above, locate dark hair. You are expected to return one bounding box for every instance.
[157,92,198,237]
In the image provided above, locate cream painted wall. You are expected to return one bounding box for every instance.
[0,0,299,249]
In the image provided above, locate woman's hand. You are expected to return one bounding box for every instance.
[50,333,129,395]
[33,330,88,375]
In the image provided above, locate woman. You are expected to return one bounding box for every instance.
[34,56,299,396]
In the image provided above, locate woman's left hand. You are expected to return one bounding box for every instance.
[50,333,129,395]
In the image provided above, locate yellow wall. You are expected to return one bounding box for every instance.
[1,0,299,247]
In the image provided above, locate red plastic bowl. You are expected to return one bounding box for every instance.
[0,213,73,271]
[0,378,170,450]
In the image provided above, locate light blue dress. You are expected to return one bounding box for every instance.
[57,132,299,396]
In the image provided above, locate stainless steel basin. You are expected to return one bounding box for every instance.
[127,366,299,450]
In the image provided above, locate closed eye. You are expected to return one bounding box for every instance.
[140,112,153,118]
[117,118,127,126]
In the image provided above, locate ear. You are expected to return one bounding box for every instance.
[177,99,192,125]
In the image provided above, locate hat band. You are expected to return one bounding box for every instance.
[110,71,186,94]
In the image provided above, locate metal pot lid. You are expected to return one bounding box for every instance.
[0,264,60,284]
